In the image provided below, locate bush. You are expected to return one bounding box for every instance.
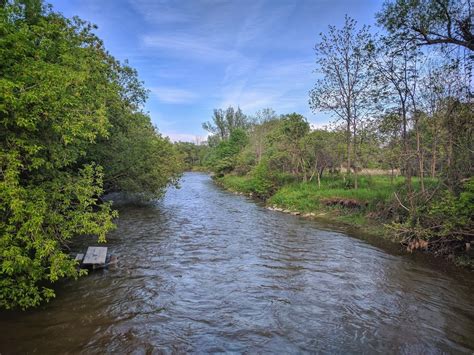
[249,161,275,198]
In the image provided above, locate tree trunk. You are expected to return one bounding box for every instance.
[415,114,425,193]
[431,120,438,178]
[431,140,437,178]
[401,103,413,194]
[353,121,358,189]
[346,120,351,175]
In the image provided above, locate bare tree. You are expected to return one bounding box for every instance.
[309,16,376,188]
[373,39,422,191]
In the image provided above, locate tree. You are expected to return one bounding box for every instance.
[266,113,310,178]
[377,112,404,180]
[301,130,339,187]
[0,1,116,308]
[0,0,183,309]
[373,35,429,194]
[86,59,182,200]
[205,128,248,176]
[309,16,376,188]
[91,113,182,199]
[249,108,278,164]
[175,141,209,170]
[202,106,248,140]
[252,107,278,124]
[377,0,474,51]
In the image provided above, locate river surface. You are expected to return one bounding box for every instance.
[1,172,474,353]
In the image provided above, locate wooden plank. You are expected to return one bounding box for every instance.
[75,253,84,261]
[82,247,107,265]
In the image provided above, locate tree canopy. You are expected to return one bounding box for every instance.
[0,0,182,309]
[377,0,474,50]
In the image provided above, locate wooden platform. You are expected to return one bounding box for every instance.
[82,247,108,265]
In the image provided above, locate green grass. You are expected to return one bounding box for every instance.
[268,175,437,212]
[217,175,256,194]
[268,175,398,212]
[218,173,438,231]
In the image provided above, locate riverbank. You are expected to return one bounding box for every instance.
[215,174,389,232]
[215,173,473,268]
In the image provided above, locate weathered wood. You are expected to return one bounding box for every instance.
[82,247,107,265]
[74,253,84,262]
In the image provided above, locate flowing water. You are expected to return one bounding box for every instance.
[1,172,473,353]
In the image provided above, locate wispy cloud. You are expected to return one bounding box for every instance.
[142,34,243,62]
[219,59,314,113]
[128,0,193,24]
[150,87,197,104]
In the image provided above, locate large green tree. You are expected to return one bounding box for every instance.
[0,1,117,309]
[0,0,183,309]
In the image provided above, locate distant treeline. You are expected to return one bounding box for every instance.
[0,1,182,309]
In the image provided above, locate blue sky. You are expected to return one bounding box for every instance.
[49,0,383,142]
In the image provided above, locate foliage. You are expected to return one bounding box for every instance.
[428,178,474,239]
[248,160,275,198]
[202,106,248,142]
[174,141,209,171]
[0,0,183,309]
[309,16,377,186]
[301,129,342,185]
[389,178,473,255]
[377,0,474,50]
[0,1,116,308]
[90,112,182,199]
[205,128,248,176]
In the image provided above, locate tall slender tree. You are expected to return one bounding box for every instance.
[309,16,376,188]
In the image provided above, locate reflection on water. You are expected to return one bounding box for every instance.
[1,172,473,353]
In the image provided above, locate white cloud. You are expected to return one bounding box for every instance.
[310,122,330,130]
[150,87,197,104]
[163,132,208,143]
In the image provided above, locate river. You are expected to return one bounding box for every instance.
[1,172,473,353]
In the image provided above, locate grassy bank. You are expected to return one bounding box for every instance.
[217,173,433,241]
[217,173,474,269]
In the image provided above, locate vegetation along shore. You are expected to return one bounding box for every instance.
[178,3,473,267]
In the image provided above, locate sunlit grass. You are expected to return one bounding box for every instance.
[218,175,255,193]
[220,173,438,214]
